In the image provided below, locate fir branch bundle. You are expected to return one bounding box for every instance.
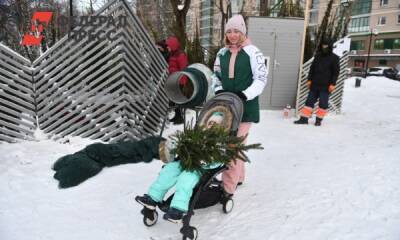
[170,124,263,172]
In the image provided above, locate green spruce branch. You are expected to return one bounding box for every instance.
[170,124,263,172]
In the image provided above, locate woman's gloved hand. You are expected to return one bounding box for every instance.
[234,91,247,102]
[215,89,226,95]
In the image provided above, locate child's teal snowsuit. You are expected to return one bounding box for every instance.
[148,160,220,212]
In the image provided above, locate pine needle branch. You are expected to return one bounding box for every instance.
[170,123,263,172]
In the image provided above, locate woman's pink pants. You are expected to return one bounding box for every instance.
[222,122,252,194]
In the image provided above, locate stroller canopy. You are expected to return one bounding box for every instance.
[197,92,243,134]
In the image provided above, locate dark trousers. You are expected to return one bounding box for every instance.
[169,101,183,120]
[305,90,329,109]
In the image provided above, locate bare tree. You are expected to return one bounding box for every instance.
[341,2,353,38]
[169,0,190,49]
[314,0,334,53]
[186,19,204,64]
[214,0,231,45]
[278,0,304,18]
[0,0,72,60]
[136,0,174,41]
[8,0,37,60]
[259,0,269,16]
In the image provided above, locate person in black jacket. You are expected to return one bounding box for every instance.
[294,39,340,126]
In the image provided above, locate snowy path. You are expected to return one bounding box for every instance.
[1,77,399,240]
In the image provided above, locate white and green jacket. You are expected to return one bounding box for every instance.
[213,44,268,123]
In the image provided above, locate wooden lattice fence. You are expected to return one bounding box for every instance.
[0,0,169,143]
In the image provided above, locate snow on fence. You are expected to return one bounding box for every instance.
[0,0,169,143]
[295,37,351,115]
[0,44,36,142]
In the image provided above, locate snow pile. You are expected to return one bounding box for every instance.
[0,77,399,240]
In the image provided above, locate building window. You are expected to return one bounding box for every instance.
[378,16,386,25]
[348,17,370,33]
[350,40,365,50]
[351,0,371,15]
[311,0,320,9]
[379,59,387,66]
[374,39,384,50]
[393,39,400,49]
[201,0,211,8]
[201,20,211,28]
[374,39,400,50]
[384,39,394,49]
[309,11,318,24]
[379,0,388,6]
[355,60,365,68]
[398,15,400,24]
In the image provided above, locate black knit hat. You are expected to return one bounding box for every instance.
[319,38,333,53]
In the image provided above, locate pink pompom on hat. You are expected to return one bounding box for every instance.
[225,15,246,35]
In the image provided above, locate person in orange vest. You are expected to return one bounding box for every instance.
[294,39,340,126]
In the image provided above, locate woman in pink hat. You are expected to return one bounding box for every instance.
[213,14,268,197]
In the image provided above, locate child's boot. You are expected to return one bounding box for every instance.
[135,194,158,210]
[163,207,185,223]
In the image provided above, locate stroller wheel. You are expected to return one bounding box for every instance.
[143,210,158,227]
[182,227,198,240]
[222,198,234,213]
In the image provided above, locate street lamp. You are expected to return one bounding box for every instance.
[364,28,379,78]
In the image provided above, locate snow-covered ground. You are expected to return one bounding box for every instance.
[1,77,400,240]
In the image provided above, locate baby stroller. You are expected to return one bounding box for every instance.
[139,92,244,240]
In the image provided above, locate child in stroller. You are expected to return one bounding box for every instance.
[135,92,245,240]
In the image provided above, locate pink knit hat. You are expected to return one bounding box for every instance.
[225,15,246,35]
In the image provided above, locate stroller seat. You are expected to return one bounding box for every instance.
[155,164,232,240]
[159,165,228,212]
[140,92,244,240]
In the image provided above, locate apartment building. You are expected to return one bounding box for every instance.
[348,0,400,69]
[308,0,399,69]
[186,0,218,49]
[308,0,345,40]
[187,0,262,50]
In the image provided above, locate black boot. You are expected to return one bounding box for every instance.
[135,194,158,210]
[170,108,184,125]
[163,207,185,223]
[294,116,308,124]
[222,188,233,200]
[315,117,322,126]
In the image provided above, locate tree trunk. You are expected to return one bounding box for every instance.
[314,0,333,54]
[259,0,269,16]
[170,0,191,50]
[216,0,231,46]
[341,2,353,38]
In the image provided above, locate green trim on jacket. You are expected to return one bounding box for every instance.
[219,49,260,123]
